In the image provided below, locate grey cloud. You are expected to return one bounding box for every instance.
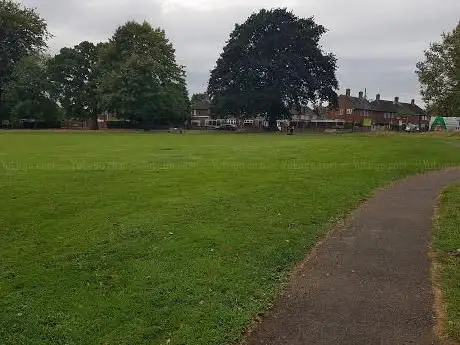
[20,0,460,103]
[160,5,259,93]
[337,58,422,103]
[23,0,163,50]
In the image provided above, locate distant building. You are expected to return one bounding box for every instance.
[429,116,460,131]
[327,89,429,130]
[97,112,118,129]
[190,100,212,127]
[190,100,339,131]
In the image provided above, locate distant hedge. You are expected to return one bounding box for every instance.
[106,120,140,129]
[18,120,62,129]
[106,120,182,130]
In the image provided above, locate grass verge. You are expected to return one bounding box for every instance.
[1,132,460,345]
[434,184,460,343]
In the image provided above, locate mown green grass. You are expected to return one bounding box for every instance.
[435,184,460,342]
[0,131,459,345]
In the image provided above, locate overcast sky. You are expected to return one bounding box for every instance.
[21,0,460,105]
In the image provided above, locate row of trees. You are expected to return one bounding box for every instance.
[2,1,339,131]
[3,0,456,131]
[0,0,189,129]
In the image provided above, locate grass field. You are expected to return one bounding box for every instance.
[1,131,459,345]
[435,184,460,342]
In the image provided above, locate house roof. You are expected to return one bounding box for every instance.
[370,99,399,113]
[339,95,373,111]
[290,106,316,116]
[339,91,426,116]
[398,102,426,116]
[370,100,425,116]
[191,100,211,111]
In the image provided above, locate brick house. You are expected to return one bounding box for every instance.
[371,95,429,129]
[327,89,373,125]
[290,106,318,121]
[190,100,212,127]
[327,89,429,129]
[289,106,318,129]
[190,100,239,128]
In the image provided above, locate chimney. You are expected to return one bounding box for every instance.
[359,91,363,99]
[411,99,415,106]
[394,97,399,104]
[346,88,351,97]
[376,94,381,101]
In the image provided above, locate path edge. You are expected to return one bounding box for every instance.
[238,167,460,345]
[431,188,460,345]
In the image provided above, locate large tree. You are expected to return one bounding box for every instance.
[0,0,50,118]
[208,8,338,129]
[48,41,103,129]
[191,93,209,104]
[2,55,61,123]
[416,22,460,117]
[99,21,189,129]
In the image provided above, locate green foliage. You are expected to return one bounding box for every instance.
[0,0,50,117]
[48,41,103,129]
[416,22,460,117]
[106,120,139,129]
[1,5,190,128]
[191,93,209,104]
[208,8,338,128]
[1,133,460,345]
[2,55,61,122]
[99,21,189,129]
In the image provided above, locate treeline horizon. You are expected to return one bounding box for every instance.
[0,0,190,130]
[1,0,457,131]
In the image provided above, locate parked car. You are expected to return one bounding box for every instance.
[216,124,238,131]
[168,127,183,134]
[404,124,419,132]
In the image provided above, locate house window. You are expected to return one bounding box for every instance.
[384,113,393,120]
[339,109,344,116]
[346,109,353,115]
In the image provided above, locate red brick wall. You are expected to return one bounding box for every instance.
[327,95,351,121]
[327,97,373,124]
[328,101,429,127]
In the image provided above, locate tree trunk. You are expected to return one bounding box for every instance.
[0,90,5,122]
[143,118,153,131]
[268,114,278,131]
[268,101,283,131]
[90,113,99,130]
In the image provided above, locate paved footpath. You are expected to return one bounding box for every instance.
[243,168,460,345]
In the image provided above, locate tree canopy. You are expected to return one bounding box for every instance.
[208,8,338,128]
[99,21,189,129]
[416,22,460,117]
[191,93,209,104]
[48,41,103,129]
[1,3,190,129]
[0,0,50,118]
[2,55,61,122]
